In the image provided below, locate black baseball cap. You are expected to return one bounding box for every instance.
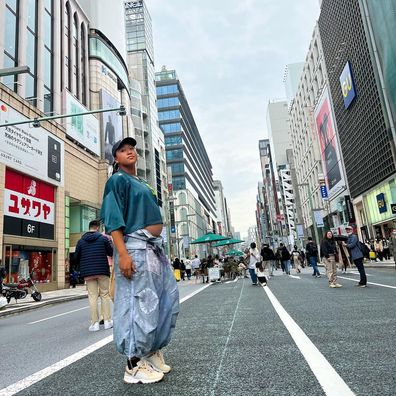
[112,137,137,157]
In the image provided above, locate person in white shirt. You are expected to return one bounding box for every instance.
[184,257,192,280]
[191,255,201,283]
[248,242,261,285]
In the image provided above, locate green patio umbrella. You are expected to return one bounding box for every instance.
[226,249,244,257]
[212,238,245,247]
[190,232,229,245]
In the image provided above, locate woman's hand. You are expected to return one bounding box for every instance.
[119,252,136,279]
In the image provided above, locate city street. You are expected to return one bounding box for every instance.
[1,268,395,396]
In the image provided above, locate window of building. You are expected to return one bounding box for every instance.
[160,122,182,133]
[158,109,180,121]
[43,0,53,113]
[156,84,178,95]
[157,97,179,108]
[80,23,87,105]
[166,149,183,161]
[73,13,79,98]
[3,1,18,91]
[172,176,186,190]
[25,0,37,104]
[165,135,182,146]
[170,162,184,174]
[65,2,72,91]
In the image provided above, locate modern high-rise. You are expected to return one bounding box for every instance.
[124,0,167,207]
[155,68,217,258]
[318,0,396,240]
[213,180,231,237]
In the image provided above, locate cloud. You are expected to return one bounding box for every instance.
[147,0,320,235]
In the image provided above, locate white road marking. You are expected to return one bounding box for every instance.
[288,274,301,279]
[211,277,245,396]
[1,284,211,396]
[338,276,396,289]
[346,271,372,276]
[27,307,88,325]
[262,285,355,396]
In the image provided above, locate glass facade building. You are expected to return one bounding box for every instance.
[155,68,217,219]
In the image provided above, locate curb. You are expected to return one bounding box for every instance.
[0,294,88,318]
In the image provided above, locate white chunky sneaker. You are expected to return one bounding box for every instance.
[124,360,164,384]
[145,350,171,373]
[89,322,100,332]
[104,320,113,330]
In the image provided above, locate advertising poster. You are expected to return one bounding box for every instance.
[314,88,344,198]
[3,168,55,239]
[65,93,100,156]
[100,89,123,164]
[0,101,64,186]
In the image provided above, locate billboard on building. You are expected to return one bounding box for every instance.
[100,89,123,164]
[3,168,55,239]
[65,93,100,156]
[314,87,344,198]
[339,61,357,109]
[0,101,64,186]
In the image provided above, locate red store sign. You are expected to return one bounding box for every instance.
[3,169,55,239]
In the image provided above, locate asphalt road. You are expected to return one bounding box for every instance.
[0,268,395,396]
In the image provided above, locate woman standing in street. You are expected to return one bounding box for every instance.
[101,137,179,385]
[320,231,342,288]
[248,242,261,285]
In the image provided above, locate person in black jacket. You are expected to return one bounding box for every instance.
[320,231,342,288]
[75,220,114,331]
[261,244,275,277]
[306,237,321,277]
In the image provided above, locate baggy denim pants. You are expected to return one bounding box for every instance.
[113,229,179,358]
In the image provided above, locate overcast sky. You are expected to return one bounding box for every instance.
[147,0,321,237]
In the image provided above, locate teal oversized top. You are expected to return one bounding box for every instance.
[100,169,163,235]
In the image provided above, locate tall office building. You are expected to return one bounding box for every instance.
[124,0,166,207]
[319,0,396,240]
[155,68,217,258]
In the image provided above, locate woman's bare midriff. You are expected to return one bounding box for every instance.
[145,224,163,237]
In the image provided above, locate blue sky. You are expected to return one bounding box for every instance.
[147,0,321,237]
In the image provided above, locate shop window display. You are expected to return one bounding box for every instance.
[4,248,53,283]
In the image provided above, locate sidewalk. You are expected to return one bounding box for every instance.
[0,285,88,318]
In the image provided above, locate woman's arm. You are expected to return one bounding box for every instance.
[111,229,136,279]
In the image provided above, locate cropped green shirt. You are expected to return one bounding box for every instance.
[100,169,163,235]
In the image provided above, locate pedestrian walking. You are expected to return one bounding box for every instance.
[305,237,321,277]
[320,231,342,288]
[248,242,260,285]
[75,220,114,332]
[382,238,390,260]
[255,261,267,286]
[185,257,192,280]
[344,226,367,287]
[291,245,302,273]
[180,260,186,281]
[173,258,181,282]
[261,244,275,277]
[191,255,201,282]
[279,243,291,275]
[101,137,179,384]
[374,238,384,261]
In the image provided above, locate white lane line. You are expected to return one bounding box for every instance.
[179,284,211,303]
[338,276,396,289]
[262,285,355,396]
[27,307,89,325]
[211,277,245,396]
[288,275,301,279]
[1,284,211,396]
